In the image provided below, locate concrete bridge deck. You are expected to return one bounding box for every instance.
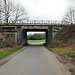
[0,20,70,45]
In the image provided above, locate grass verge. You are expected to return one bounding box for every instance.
[0,46,23,60]
[28,40,45,43]
[47,47,75,58]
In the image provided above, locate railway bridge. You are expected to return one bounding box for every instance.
[0,20,69,45]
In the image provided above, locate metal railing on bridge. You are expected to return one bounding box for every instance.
[20,20,69,24]
[0,20,70,26]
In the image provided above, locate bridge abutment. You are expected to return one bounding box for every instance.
[21,30,27,46]
[46,31,48,45]
[17,26,27,45]
[47,26,53,45]
[17,26,22,45]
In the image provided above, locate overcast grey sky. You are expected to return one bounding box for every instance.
[11,0,74,34]
[12,0,74,20]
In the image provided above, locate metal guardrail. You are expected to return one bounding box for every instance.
[18,20,70,24]
[0,20,70,26]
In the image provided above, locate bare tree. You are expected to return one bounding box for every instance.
[5,1,15,23]
[0,0,28,23]
[11,4,28,23]
[62,7,75,25]
[0,0,5,23]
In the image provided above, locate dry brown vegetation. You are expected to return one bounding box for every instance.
[0,33,17,48]
[47,25,75,57]
[55,25,75,45]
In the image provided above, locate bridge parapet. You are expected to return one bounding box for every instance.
[0,20,70,26]
[23,20,69,24]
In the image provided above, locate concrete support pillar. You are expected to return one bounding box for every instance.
[17,26,27,45]
[17,26,22,45]
[15,33,17,43]
[21,30,27,46]
[46,31,48,45]
[47,26,53,45]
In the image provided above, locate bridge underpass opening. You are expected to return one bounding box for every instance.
[17,26,52,46]
[27,32,46,45]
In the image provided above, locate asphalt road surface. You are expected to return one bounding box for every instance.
[0,43,71,75]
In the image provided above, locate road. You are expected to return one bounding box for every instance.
[0,43,71,75]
